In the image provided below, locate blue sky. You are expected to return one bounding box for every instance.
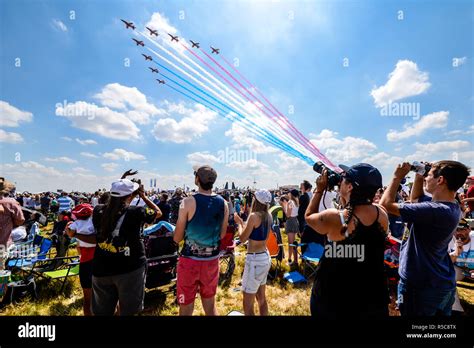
[0,0,472,192]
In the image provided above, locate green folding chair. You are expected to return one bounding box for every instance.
[41,260,80,292]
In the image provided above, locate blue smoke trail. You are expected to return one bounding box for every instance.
[159,71,314,165]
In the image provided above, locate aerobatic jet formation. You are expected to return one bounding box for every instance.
[168,34,179,42]
[121,19,135,29]
[146,27,158,36]
[133,38,145,46]
[142,54,152,61]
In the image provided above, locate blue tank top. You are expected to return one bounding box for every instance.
[181,193,225,259]
[249,214,271,241]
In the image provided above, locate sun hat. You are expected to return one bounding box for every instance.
[110,179,139,197]
[72,203,93,218]
[255,189,272,204]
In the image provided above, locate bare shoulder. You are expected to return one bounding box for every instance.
[373,203,389,219]
[182,196,195,208]
[373,203,389,229]
[320,208,340,219]
[247,213,259,227]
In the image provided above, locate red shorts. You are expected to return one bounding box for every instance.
[79,247,95,263]
[177,257,219,306]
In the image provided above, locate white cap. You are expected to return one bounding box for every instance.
[110,179,139,197]
[254,189,272,204]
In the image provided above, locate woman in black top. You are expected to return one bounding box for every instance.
[74,171,161,316]
[305,163,389,318]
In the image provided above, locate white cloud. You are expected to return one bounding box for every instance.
[80,152,99,159]
[0,101,33,127]
[446,125,474,136]
[0,129,23,143]
[187,152,221,166]
[362,152,403,170]
[94,83,164,125]
[414,140,470,153]
[145,12,179,37]
[61,136,72,141]
[274,153,315,185]
[103,148,146,161]
[151,103,217,143]
[309,129,377,163]
[101,163,119,172]
[72,167,91,174]
[2,161,62,178]
[0,161,114,192]
[224,123,278,154]
[143,12,187,54]
[386,111,449,142]
[56,101,141,140]
[371,60,431,107]
[52,19,68,32]
[404,140,473,165]
[44,156,78,164]
[226,159,269,174]
[76,138,97,146]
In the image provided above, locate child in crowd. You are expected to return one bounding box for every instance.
[66,203,95,316]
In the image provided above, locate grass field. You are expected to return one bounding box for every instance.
[1,224,473,316]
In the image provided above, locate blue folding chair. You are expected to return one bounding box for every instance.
[283,271,307,284]
[7,237,53,269]
[292,242,324,279]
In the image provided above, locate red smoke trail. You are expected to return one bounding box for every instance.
[220,55,338,170]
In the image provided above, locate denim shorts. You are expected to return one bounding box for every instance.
[241,251,271,294]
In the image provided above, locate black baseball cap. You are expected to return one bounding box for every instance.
[339,163,383,189]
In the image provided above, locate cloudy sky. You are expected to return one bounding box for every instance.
[0,0,472,192]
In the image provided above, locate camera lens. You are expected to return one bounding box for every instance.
[313,161,324,174]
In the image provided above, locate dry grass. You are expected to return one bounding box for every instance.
[1,225,472,316]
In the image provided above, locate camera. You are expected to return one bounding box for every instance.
[131,178,142,185]
[313,161,341,191]
[410,161,431,176]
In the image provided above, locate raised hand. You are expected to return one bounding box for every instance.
[121,169,138,179]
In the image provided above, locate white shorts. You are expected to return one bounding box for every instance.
[241,251,271,294]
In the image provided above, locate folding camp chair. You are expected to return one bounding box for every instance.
[6,237,53,270]
[4,236,54,303]
[14,253,80,294]
[267,225,284,279]
[40,259,80,292]
[292,242,324,279]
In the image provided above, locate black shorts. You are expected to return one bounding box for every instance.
[79,260,93,289]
